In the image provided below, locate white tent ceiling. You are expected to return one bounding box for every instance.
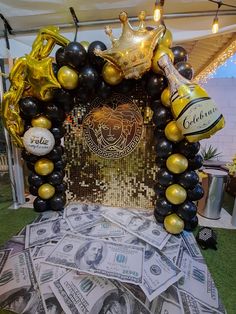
[0,0,236,76]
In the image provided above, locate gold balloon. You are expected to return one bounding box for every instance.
[102,62,123,85]
[164,214,184,235]
[80,41,90,52]
[57,66,79,90]
[38,183,55,199]
[165,121,184,142]
[161,88,171,107]
[166,184,187,205]
[34,158,54,176]
[159,29,173,48]
[166,153,188,174]
[31,115,52,129]
[95,11,165,79]
[152,44,174,74]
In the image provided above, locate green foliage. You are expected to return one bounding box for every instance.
[200,145,222,161]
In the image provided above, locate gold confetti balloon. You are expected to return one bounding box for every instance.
[159,29,173,48]
[165,184,187,205]
[34,158,54,176]
[164,213,184,234]
[166,153,188,174]
[152,44,174,74]
[31,115,52,129]
[102,62,123,85]
[165,121,184,142]
[57,66,79,90]
[161,88,171,107]
[38,183,55,199]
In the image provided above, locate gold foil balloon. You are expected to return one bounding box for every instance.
[95,11,165,79]
[161,88,171,107]
[159,29,173,48]
[166,184,187,205]
[166,153,188,174]
[165,121,184,142]
[152,44,174,74]
[57,66,79,90]
[80,41,90,52]
[38,183,55,199]
[164,213,184,234]
[102,62,123,85]
[31,115,52,129]
[34,158,54,176]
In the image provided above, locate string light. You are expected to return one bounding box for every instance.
[211,2,221,33]
[153,0,165,22]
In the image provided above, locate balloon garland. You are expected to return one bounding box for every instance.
[1,12,224,235]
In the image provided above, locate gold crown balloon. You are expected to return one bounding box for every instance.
[95,11,165,79]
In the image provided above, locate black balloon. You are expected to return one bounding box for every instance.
[150,99,162,111]
[47,171,64,185]
[55,183,67,193]
[171,46,188,64]
[22,150,39,163]
[153,128,165,140]
[175,61,194,80]
[19,97,41,118]
[155,197,174,216]
[50,126,66,139]
[97,80,112,99]
[88,41,107,69]
[154,210,166,223]
[146,73,167,99]
[176,201,197,221]
[78,66,99,90]
[178,170,199,189]
[152,105,172,128]
[115,79,135,94]
[29,185,39,196]
[188,154,203,170]
[155,156,166,167]
[187,184,204,201]
[52,63,59,76]
[153,183,166,197]
[177,141,200,158]
[53,89,75,113]
[54,159,67,171]
[26,162,36,172]
[49,194,66,211]
[64,42,87,69]
[28,173,44,187]
[33,197,49,212]
[156,138,173,158]
[55,47,67,67]
[45,103,66,123]
[184,215,198,231]
[157,168,175,186]
[46,146,63,162]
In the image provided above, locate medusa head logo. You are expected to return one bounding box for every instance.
[83,95,143,159]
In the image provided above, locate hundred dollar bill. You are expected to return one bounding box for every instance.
[0,250,44,313]
[45,233,144,284]
[64,202,101,218]
[101,205,170,250]
[31,244,55,260]
[3,235,25,255]
[0,249,11,275]
[79,218,126,237]
[65,212,102,232]
[181,231,203,260]
[51,270,150,314]
[25,217,70,248]
[161,242,181,265]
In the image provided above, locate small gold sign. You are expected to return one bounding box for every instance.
[83,96,143,159]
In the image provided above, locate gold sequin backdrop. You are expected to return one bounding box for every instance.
[64,83,158,209]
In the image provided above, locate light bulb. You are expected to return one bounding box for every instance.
[212,16,219,34]
[154,5,162,22]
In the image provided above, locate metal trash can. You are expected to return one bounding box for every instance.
[197,168,228,219]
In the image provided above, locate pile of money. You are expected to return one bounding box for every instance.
[0,203,226,313]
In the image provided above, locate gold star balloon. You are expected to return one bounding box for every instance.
[95,11,165,79]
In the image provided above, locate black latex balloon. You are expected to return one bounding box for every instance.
[55,47,67,67]
[33,197,49,212]
[188,155,203,170]
[155,156,166,167]
[29,185,39,196]
[187,184,204,201]
[114,79,135,94]
[184,215,198,231]
[46,146,63,162]
[28,173,44,187]
[55,183,67,193]
[53,89,75,113]
[156,138,173,158]
[178,170,199,189]
[64,42,87,69]
[22,150,39,163]
[153,183,166,197]
[157,168,175,187]
[153,128,165,140]
[78,66,99,90]
[155,197,174,216]
[74,87,90,104]
[175,61,194,80]
[54,160,66,171]
[50,126,66,139]
[49,194,66,211]
[177,141,200,158]
[45,103,66,123]
[88,41,107,69]
[152,105,172,128]
[150,99,162,111]
[171,46,188,64]
[26,162,36,172]
[52,63,59,77]
[154,210,166,223]
[146,73,167,99]
[47,171,64,185]
[97,80,112,99]
[176,201,197,221]
[19,97,41,118]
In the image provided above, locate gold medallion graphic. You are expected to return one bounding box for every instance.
[83,94,143,159]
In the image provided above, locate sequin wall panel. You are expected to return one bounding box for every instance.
[64,98,158,209]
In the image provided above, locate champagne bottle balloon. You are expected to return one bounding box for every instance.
[158,54,225,142]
